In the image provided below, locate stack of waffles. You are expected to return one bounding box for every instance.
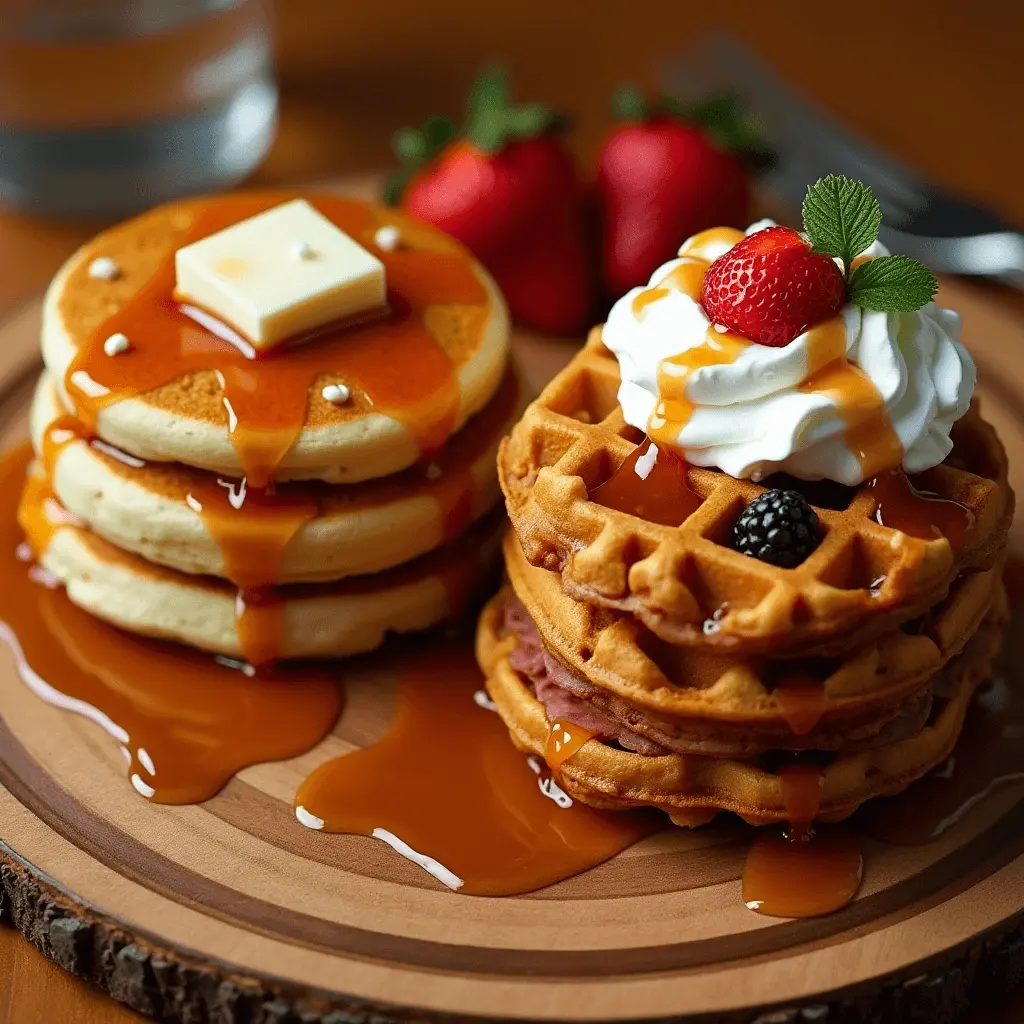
[19,193,520,669]
[478,331,1014,827]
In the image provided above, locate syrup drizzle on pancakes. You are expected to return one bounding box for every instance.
[51,197,498,666]
[63,193,489,489]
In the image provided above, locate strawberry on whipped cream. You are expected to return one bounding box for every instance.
[601,221,976,486]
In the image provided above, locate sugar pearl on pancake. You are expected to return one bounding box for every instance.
[88,256,120,280]
[321,382,350,404]
[374,225,401,251]
[290,240,317,260]
[103,332,131,356]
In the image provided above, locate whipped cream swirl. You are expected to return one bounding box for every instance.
[602,223,976,486]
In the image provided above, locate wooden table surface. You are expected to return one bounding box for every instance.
[1,2,1023,1020]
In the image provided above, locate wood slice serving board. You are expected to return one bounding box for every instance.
[2,222,1024,1022]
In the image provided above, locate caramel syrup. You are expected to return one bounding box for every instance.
[646,327,749,451]
[544,718,597,770]
[799,318,905,480]
[1,442,343,803]
[774,676,828,736]
[743,762,863,918]
[742,830,864,918]
[293,643,658,896]
[678,227,746,265]
[869,467,974,550]
[64,193,487,488]
[590,439,702,525]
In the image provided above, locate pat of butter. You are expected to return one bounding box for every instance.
[174,199,386,350]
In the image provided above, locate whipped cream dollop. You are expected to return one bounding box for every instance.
[602,222,976,486]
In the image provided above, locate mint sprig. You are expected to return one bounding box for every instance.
[801,175,937,314]
[848,255,938,311]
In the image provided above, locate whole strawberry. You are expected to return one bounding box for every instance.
[596,88,752,298]
[386,67,594,336]
[702,226,846,346]
[701,176,939,348]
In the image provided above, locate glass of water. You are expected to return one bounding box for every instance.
[0,0,278,217]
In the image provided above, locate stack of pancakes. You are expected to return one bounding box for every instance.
[21,194,518,666]
[477,331,1014,827]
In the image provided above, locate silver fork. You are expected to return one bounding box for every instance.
[660,32,1024,290]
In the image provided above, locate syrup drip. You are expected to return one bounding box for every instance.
[64,193,487,488]
[778,760,827,841]
[774,676,828,736]
[742,762,863,918]
[186,477,318,587]
[646,327,749,450]
[799,318,904,479]
[544,718,597,770]
[590,439,702,525]
[2,442,343,803]
[293,644,658,896]
[677,227,746,265]
[869,467,974,550]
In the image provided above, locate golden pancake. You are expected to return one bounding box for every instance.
[42,192,510,485]
[19,461,503,663]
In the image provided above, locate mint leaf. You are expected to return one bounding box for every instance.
[802,175,882,272]
[849,255,938,312]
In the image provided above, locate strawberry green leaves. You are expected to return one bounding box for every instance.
[465,64,555,154]
[384,115,456,206]
[801,175,937,314]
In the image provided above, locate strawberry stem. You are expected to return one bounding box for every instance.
[383,114,456,205]
[612,85,652,122]
[464,64,556,154]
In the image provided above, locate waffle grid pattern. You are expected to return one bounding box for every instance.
[499,330,1012,657]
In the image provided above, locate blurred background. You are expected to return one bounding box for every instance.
[1,0,1022,318]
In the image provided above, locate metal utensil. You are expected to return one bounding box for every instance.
[661,32,1024,290]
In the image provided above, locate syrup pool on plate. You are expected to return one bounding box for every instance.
[742,762,864,919]
[1,442,343,804]
[293,643,659,896]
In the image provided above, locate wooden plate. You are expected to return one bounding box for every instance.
[1,262,1024,1023]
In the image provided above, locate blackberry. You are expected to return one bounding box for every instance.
[732,489,821,568]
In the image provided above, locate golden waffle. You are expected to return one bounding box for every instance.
[504,531,1002,756]
[476,586,1008,827]
[499,329,1012,657]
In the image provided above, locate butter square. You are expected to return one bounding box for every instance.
[174,199,386,350]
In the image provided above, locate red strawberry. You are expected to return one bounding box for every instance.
[596,88,751,298]
[701,226,846,347]
[386,67,593,336]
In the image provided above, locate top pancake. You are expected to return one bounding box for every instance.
[42,192,510,484]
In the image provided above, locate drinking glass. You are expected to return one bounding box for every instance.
[0,0,278,217]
